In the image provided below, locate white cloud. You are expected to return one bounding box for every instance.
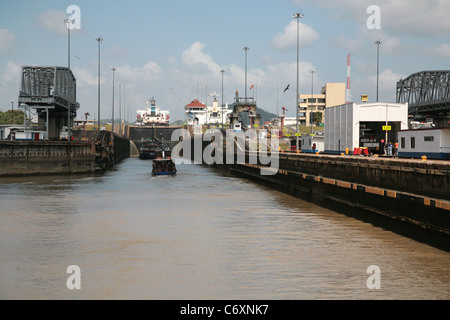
[333,27,402,56]
[382,0,450,37]
[74,61,162,88]
[0,29,16,52]
[0,61,21,109]
[37,10,68,36]
[72,67,98,87]
[334,35,366,54]
[294,0,450,36]
[355,68,405,101]
[182,42,221,74]
[1,61,21,85]
[430,43,450,59]
[271,21,319,51]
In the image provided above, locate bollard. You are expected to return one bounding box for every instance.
[345,148,349,155]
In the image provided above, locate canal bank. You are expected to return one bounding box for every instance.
[198,146,450,249]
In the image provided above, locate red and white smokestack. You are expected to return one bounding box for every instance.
[346,53,352,103]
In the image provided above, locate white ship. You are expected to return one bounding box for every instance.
[136,97,170,126]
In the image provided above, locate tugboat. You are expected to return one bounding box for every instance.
[139,138,159,160]
[152,157,177,176]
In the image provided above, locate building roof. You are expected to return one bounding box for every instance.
[185,99,206,108]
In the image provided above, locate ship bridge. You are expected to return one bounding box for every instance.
[228,91,261,131]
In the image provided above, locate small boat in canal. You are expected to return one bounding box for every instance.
[139,138,159,160]
[139,137,172,160]
[152,158,177,176]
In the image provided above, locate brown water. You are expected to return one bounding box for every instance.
[0,158,449,300]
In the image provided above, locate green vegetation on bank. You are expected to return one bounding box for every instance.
[0,110,25,125]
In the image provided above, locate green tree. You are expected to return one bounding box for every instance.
[0,110,25,125]
[313,112,323,125]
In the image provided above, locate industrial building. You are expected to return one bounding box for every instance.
[301,132,324,153]
[298,83,345,126]
[398,128,450,159]
[324,102,408,154]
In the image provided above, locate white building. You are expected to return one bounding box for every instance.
[398,128,450,159]
[324,102,408,154]
[301,132,324,153]
[185,97,231,126]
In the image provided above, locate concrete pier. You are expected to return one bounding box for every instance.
[0,140,95,176]
[0,131,131,177]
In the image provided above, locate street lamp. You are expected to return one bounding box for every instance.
[96,36,103,130]
[310,70,314,134]
[65,18,74,139]
[118,84,121,135]
[220,69,225,128]
[293,11,304,150]
[111,68,116,133]
[243,46,250,100]
[64,18,74,70]
[375,39,381,102]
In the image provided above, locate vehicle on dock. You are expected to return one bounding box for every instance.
[59,126,73,141]
[152,158,177,176]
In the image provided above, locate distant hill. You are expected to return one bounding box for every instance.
[240,107,278,126]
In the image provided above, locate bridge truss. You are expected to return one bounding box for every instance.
[396,70,450,122]
[18,66,80,139]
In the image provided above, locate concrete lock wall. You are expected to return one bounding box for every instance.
[278,153,449,201]
[0,141,96,176]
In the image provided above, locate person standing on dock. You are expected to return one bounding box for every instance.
[387,142,393,156]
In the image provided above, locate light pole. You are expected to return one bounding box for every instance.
[375,39,381,102]
[96,36,103,130]
[65,18,74,139]
[111,67,116,133]
[310,70,314,134]
[123,83,126,126]
[119,84,121,135]
[243,46,249,100]
[11,101,13,125]
[221,69,225,128]
[293,11,304,150]
[64,18,73,70]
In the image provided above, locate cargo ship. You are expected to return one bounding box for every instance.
[136,97,170,126]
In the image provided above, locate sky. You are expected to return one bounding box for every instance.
[0,0,449,122]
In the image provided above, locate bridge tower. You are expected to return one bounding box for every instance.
[18,66,80,139]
